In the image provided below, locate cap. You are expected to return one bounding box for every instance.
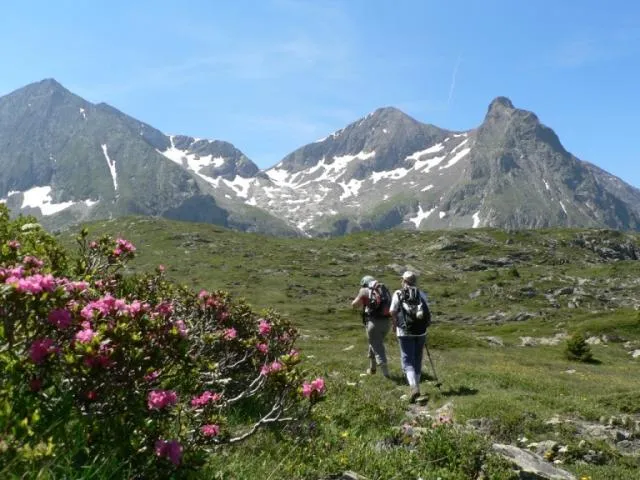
[401,271,416,285]
[360,275,375,287]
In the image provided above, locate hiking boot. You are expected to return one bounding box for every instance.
[409,386,420,404]
[366,358,376,375]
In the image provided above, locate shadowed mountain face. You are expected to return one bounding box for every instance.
[0,79,298,236]
[1,79,639,236]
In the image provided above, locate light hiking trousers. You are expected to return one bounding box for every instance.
[398,334,427,386]
[365,317,391,365]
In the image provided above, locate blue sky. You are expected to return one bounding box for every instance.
[1,0,639,186]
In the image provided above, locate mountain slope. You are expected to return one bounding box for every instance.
[0,79,298,236]
[239,107,469,235]
[1,79,638,237]
[244,98,640,235]
[448,97,640,230]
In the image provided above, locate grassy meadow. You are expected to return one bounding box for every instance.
[51,217,640,479]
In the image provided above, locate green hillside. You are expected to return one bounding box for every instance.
[48,216,640,479]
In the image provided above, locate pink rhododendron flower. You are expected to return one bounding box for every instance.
[10,266,24,276]
[48,309,73,329]
[147,390,178,410]
[198,289,209,299]
[4,275,20,285]
[22,255,44,269]
[128,300,144,316]
[156,301,174,317]
[223,328,237,340]
[260,361,284,376]
[80,294,124,320]
[217,310,229,321]
[64,280,89,294]
[29,338,57,364]
[75,327,96,344]
[286,349,300,362]
[144,370,160,382]
[2,266,24,284]
[311,377,326,393]
[157,264,165,273]
[7,240,20,250]
[84,342,112,368]
[258,319,272,336]
[15,274,56,294]
[174,319,188,337]
[256,343,269,354]
[190,390,222,407]
[155,439,182,465]
[270,361,283,372]
[201,424,220,437]
[114,298,128,312]
[301,383,314,398]
[279,333,291,343]
[89,241,98,249]
[301,377,326,399]
[80,305,94,321]
[115,238,136,253]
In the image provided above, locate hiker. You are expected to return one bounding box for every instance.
[351,275,391,377]
[390,271,431,402]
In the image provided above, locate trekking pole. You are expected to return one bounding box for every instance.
[424,342,442,390]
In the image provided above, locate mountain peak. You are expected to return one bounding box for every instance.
[371,106,404,115]
[368,106,417,123]
[30,78,68,93]
[8,78,74,102]
[38,78,64,88]
[488,96,514,112]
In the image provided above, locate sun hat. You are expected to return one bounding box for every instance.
[401,271,416,285]
[360,275,375,287]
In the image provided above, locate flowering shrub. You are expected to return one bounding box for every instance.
[0,206,325,477]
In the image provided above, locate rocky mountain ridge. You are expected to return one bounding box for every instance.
[1,79,639,236]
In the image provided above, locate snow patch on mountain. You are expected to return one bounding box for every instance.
[2,186,98,215]
[442,147,471,169]
[415,155,447,173]
[266,150,375,188]
[101,144,118,193]
[222,176,255,199]
[371,167,410,184]
[472,211,481,228]
[339,179,363,200]
[79,108,87,120]
[161,136,225,173]
[265,167,300,188]
[408,204,436,228]
[407,143,446,161]
[321,151,375,180]
[560,201,568,215]
[543,179,551,191]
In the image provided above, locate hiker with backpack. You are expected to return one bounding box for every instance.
[351,275,392,378]
[389,271,431,403]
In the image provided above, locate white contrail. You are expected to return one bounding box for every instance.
[447,54,462,108]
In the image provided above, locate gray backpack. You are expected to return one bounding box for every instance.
[398,286,431,334]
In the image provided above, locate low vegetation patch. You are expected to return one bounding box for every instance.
[2,214,640,478]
